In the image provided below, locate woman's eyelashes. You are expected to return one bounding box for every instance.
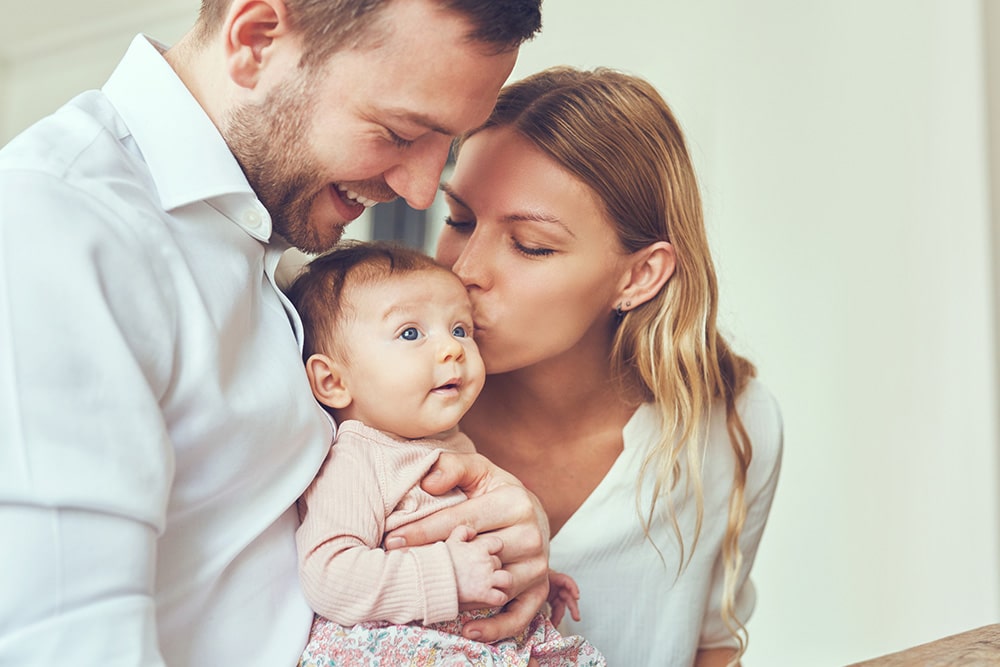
[443,216,475,233]
[512,239,555,257]
[444,215,556,257]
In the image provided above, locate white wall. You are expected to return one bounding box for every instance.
[0,58,9,139]
[0,5,196,144]
[514,1,1000,665]
[2,2,998,666]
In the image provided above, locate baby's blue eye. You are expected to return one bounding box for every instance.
[400,327,420,341]
[452,325,468,338]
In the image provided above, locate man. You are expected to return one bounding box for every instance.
[0,0,544,664]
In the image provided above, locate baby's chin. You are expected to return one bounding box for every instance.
[369,421,459,441]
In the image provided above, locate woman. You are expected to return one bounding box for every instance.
[433,67,783,666]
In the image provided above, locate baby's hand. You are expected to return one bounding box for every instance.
[445,525,513,608]
[547,569,582,627]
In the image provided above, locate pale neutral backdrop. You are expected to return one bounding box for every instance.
[2,2,999,666]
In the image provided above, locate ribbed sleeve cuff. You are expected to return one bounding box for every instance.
[413,541,460,624]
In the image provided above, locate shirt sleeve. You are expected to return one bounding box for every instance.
[0,169,176,665]
[296,432,460,626]
[699,381,784,649]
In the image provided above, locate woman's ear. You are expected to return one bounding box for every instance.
[304,353,353,410]
[617,241,676,311]
[224,0,291,89]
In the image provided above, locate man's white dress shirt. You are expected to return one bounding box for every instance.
[0,35,332,665]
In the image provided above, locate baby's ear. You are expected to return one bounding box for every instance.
[304,354,353,409]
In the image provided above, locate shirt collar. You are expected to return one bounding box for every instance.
[102,35,273,241]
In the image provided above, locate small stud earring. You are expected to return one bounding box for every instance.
[615,301,630,321]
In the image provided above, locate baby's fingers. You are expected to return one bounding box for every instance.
[491,567,514,590]
[446,525,476,543]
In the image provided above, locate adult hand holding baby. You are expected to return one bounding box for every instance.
[385,449,551,642]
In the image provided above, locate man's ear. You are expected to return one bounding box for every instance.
[224,0,290,89]
[616,241,676,312]
[304,353,353,410]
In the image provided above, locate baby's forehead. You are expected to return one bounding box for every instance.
[346,266,470,312]
[359,265,462,290]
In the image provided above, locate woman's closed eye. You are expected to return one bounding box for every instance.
[444,216,475,233]
[444,215,554,256]
[512,238,555,257]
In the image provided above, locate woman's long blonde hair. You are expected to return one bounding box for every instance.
[466,67,757,662]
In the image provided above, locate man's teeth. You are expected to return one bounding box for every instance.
[337,185,377,208]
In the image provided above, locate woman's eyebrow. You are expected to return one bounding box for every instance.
[439,182,575,236]
[440,182,468,208]
[503,210,570,232]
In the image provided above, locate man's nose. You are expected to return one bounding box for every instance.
[383,135,453,210]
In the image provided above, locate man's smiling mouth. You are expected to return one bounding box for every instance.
[335,184,378,208]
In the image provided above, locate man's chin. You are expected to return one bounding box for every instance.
[274,220,348,255]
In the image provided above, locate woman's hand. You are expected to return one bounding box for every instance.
[384,450,550,642]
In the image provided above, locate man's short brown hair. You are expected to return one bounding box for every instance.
[196,0,541,66]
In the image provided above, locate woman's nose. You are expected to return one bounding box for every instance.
[451,234,490,290]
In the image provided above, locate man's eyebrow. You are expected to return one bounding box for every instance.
[386,109,456,136]
[440,182,576,237]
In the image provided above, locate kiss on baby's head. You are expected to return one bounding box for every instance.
[288,241,452,359]
[286,240,485,440]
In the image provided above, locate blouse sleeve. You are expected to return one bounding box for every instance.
[699,380,784,648]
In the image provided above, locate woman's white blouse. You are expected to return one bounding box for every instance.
[550,378,783,666]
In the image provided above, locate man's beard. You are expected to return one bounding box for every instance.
[224,75,342,254]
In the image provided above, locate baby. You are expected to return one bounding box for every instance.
[286,240,605,666]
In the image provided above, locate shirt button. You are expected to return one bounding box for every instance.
[243,209,263,230]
